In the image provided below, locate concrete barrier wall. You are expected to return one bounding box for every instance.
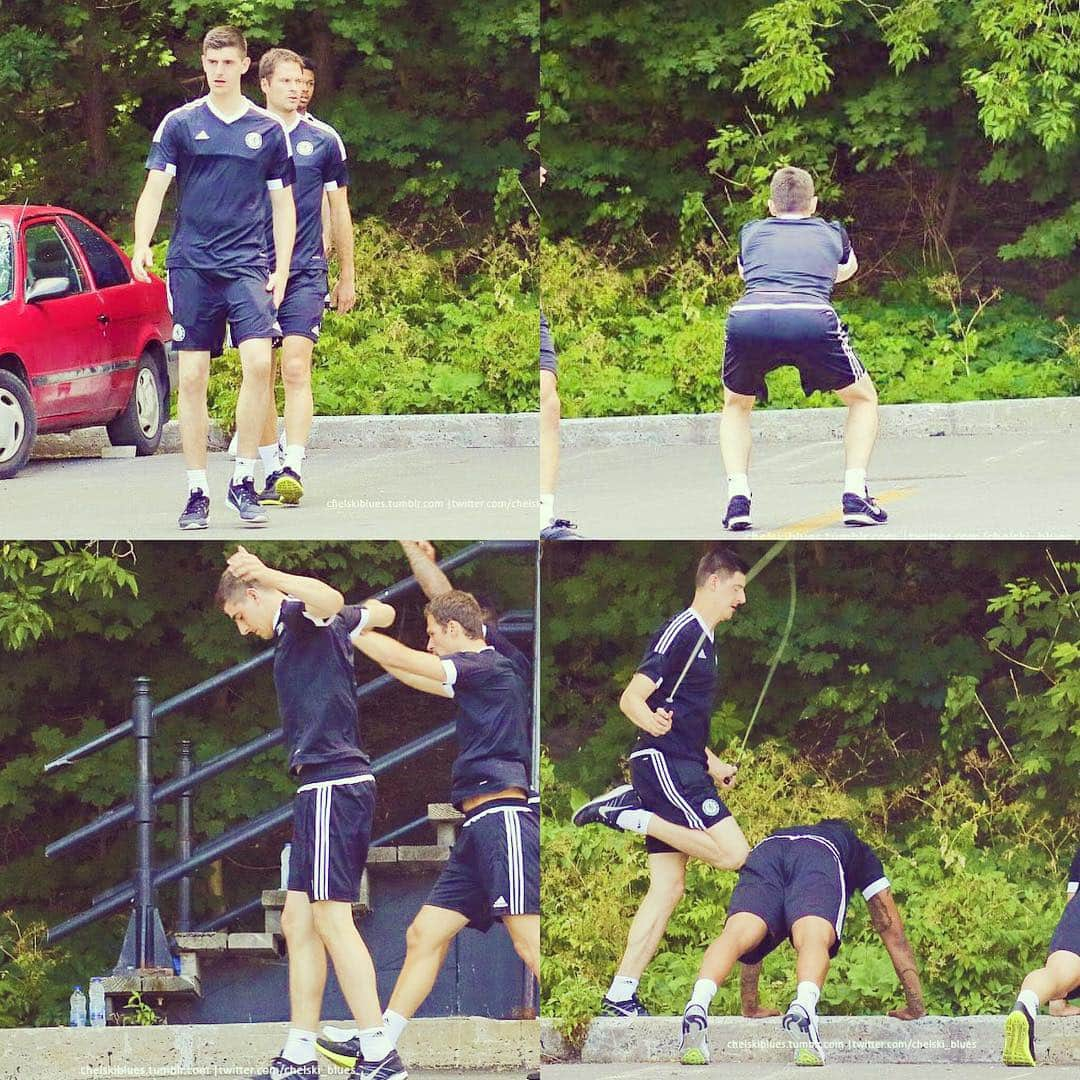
[542,1015,1080,1066]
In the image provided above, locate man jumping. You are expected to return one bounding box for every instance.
[721,165,885,531]
[679,818,924,1067]
[216,547,406,1080]
[572,547,752,1017]
[1003,843,1080,1066]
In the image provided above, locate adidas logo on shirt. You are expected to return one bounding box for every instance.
[698,649,708,659]
[195,130,210,140]
[493,896,509,908]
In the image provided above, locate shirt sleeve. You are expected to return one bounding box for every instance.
[278,596,332,636]
[266,126,295,190]
[336,604,368,637]
[836,222,853,264]
[540,314,557,366]
[323,129,349,190]
[146,112,182,176]
[854,839,890,900]
[636,621,693,691]
[1068,845,1080,896]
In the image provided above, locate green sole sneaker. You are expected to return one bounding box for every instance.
[795,1047,824,1067]
[1003,1008,1036,1066]
[680,1048,708,1066]
[275,473,303,505]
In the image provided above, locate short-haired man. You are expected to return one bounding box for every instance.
[721,165,885,531]
[317,589,538,1070]
[216,547,407,1080]
[1003,844,1080,1066]
[572,548,753,1017]
[255,48,355,508]
[679,819,924,1067]
[132,26,296,530]
[297,57,317,116]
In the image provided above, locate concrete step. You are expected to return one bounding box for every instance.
[541,1015,1080,1065]
[101,970,200,1011]
[174,931,284,959]
[428,801,464,847]
[261,886,371,935]
[0,1017,540,1079]
[368,844,451,874]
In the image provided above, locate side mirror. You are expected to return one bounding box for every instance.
[26,276,71,303]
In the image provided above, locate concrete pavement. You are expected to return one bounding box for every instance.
[543,1066,1080,1079]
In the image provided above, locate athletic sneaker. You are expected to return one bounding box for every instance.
[600,993,650,1017]
[679,1003,710,1065]
[350,1048,408,1080]
[1003,1005,1036,1066]
[226,478,270,526]
[722,495,752,531]
[259,470,287,506]
[178,489,210,530]
[274,466,304,506]
[540,518,583,540]
[783,1003,825,1066]
[316,1028,361,1070]
[255,1058,320,1080]
[842,488,888,527]
[571,784,642,829]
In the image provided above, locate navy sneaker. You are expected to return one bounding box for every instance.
[842,488,888,526]
[227,477,269,526]
[600,993,650,1017]
[572,784,642,830]
[782,1003,825,1066]
[178,489,210,530]
[316,1028,360,1070]
[1003,1004,1036,1066]
[258,470,286,506]
[723,494,752,531]
[679,1003,710,1064]
[540,518,582,540]
[351,1048,408,1080]
[274,466,303,506]
[255,1058,320,1080]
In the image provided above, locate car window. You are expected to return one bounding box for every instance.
[24,222,86,297]
[62,215,131,288]
[0,225,12,304]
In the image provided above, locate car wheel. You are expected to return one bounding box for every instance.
[0,369,37,480]
[106,350,164,455]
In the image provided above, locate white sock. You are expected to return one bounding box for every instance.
[540,492,555,527]
[382,1008,408,1048]
[186,469,208,495]
[232,457,256,484]
[844,468,866,495]
[1017,989,1040,1019]
[283,444,306,475]
[614,808,653,834]
[606,975,639,1002]
[727,473,751,499]
[795,981,821,1014]
[690,978,718,1011]
[258,443,280,474]
[358,1027,393,1062]
[281,1028,317,1065]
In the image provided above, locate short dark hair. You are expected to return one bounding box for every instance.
[695,547,748,587]
[469,590,499,621]
[299,56,316,73]
[425,590,484,639]
[203,26,247,56]
[259,47,304,81]
[215,569,256,609]
[770,166,815,214]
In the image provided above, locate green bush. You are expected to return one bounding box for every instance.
[541,239,1078,417]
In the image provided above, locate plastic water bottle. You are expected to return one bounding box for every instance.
[69,985,87,1027]
[88,977,106,1027]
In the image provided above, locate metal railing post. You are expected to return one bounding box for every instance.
[133,677,155,966]
[176,739,193,932]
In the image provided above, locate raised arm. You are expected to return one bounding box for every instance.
[399,541,453,600]
[382,664,453,698]
[227,546,343,620]
[350,626,447,682]
[867,888,925,1020]
[619,672,672,738]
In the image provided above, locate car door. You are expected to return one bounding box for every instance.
[19,218,109,422]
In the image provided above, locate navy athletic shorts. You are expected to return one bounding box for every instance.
[276,268,330,344]
[1049,895,1080,998]
[288,772,376,902]
[629,748,731,856]
[166,266,281,356]
[426,797,539,931]
[728,834,849,964]
[723,291,866,403]
[540,313,558,377]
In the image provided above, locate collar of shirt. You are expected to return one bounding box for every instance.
[273,596,289,637]
[689,606,714,641]
[205,96,253,125]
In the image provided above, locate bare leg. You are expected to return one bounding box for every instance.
[387,905,469,1020]
[281,890,328,1031]
[311,900,383,1029]
[280,336,315,448]
[259,352,280,449]
[719,388,756,480]
[614,852,687,980]
[790,915,836,989]
[697,912,770,986]
[644,815,750,870]
[502,914,540,981]
[235,338,273,460]
[835,374,879,472]
[178,351,211,469]
[1021,951,1080,1006]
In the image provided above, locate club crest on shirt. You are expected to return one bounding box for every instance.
[702,798,720,817]
[296,140,314,156]
[245,131,263,150]
[172,324,186,342]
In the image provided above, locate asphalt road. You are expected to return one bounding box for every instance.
[558,432,1080,539]
[1,446,537,539]
[543,1067,1077,1079]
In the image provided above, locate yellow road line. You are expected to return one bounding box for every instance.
[755,488,916,539]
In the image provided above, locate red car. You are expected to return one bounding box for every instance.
[0,205,174,479]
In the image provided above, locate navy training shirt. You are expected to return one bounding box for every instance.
[263,113,348,272]
[484,622,532,685]
[1068,845,1080,896]
[633,608,717,765]
[737,217,852,301]
[147,96,295,271]
[439,646,531,808]
[273,598,370,777]
[768,821,890,902]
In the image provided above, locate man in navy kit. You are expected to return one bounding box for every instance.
[572,548,753,1017]
[132,26,297,529]
[721,165,885,531]
[1003,844,1080,1066]
[318,589,539,1068]
[679,819,924,1067]
[255,48,356,508]
[215,547,406,1080]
